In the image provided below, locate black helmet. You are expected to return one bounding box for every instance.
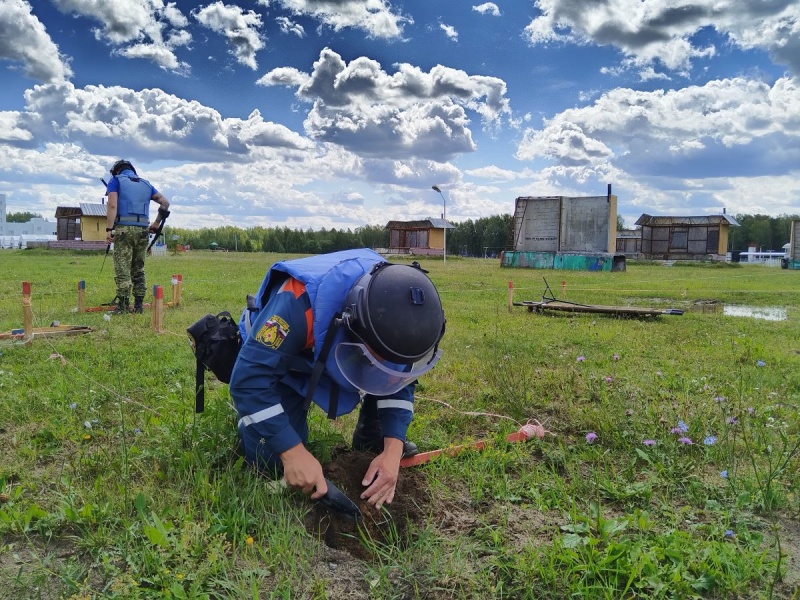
[341,262,445,364]
[111,159,136,176]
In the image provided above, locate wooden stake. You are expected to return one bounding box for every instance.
[507,281,514,313]
[77,279,85,313]
[22,281,33,346]
[171,274,183,307]
[152,285,164,333]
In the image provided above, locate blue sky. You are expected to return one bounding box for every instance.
[1,0,799,230]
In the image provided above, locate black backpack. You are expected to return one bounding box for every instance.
[187,311,242,413]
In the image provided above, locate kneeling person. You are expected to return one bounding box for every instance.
[229,249,445,509]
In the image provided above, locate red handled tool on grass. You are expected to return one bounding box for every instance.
[399,423,550,468]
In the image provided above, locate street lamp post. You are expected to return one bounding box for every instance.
[432,185,446,264]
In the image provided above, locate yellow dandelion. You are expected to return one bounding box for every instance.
[246,536,254,546]
[83,434,92,441]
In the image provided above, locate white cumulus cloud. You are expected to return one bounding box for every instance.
[473,3,500,17]
[262,0,410,39]
[52,0,191,72]
[0,0,72,82]
[193,2,265,70]
[258,48,512,161]
[524,0,800,76]
[517,77,800,180]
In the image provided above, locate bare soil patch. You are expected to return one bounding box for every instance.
[304,450,431,560]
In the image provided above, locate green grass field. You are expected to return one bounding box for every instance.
[1,249,799,599]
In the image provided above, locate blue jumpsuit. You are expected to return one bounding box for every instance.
[228,250,415,470]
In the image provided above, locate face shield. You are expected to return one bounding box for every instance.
[334,342,441,396]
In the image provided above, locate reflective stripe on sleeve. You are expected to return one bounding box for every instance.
[238,404,285,428]
[376,399,414,413]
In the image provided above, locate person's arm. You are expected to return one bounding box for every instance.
[359,384,415,508]
[360,437,403,509]
[280,444,327,499]
[105,191,118,243]
[228,282,325,497]
[149,191,170,233]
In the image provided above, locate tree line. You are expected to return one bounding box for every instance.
[6,211,43,223]
[164,212,796,256]
[727,214,798,252]
[166,214,514,257]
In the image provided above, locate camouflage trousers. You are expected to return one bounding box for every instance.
[112,225,149,299]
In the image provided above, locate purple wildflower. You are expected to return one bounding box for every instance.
[720,470,728,478]
[642,439,656,446]
[605,376,613,383]
[724,530,735,538]
[678,420,689,432]
[726,416,738,425]
[576,355,585,362]
[585,432,598,444]
[746,407,755,415]
[678,437,693,445]
[757,360,766,367]
[670,427,682,435]
[612,354,619,361]
[703,436,717,446]
[714,396,726,403]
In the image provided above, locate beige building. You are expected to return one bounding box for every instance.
[385,219,454,255]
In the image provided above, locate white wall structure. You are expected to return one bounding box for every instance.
[512,194,618,254]
[0,193,57,238]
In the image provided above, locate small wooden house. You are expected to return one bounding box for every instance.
[55,206,82,241]
[52,203,108,249]
[385,219,453,255]
[635,214,738,260]
[615,229,641,256]
[78,203,108,242]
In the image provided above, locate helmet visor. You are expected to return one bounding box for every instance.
[334,342,441,396]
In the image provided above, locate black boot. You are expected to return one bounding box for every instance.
[133,296,144,314]
[352,398,419,458]
[112,296,130,314]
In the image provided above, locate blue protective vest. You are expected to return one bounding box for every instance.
[115,171,152,226]
[240,248,386,417]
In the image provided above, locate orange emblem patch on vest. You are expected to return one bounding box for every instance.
[255,315,290,349]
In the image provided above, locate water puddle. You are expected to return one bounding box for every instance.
[626,298,788,321]
[722,305,787,321]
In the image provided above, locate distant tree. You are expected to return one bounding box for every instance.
[617,214,627,231]
[730,213,799,251]
[7,211,43,222]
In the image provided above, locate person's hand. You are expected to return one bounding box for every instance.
[106,231,114,244]
[280,444,327,499]
[149,223,159,233]
[360,437,403,509]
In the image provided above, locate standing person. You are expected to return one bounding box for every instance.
[105,160,170,314]
[229,249,445,509]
